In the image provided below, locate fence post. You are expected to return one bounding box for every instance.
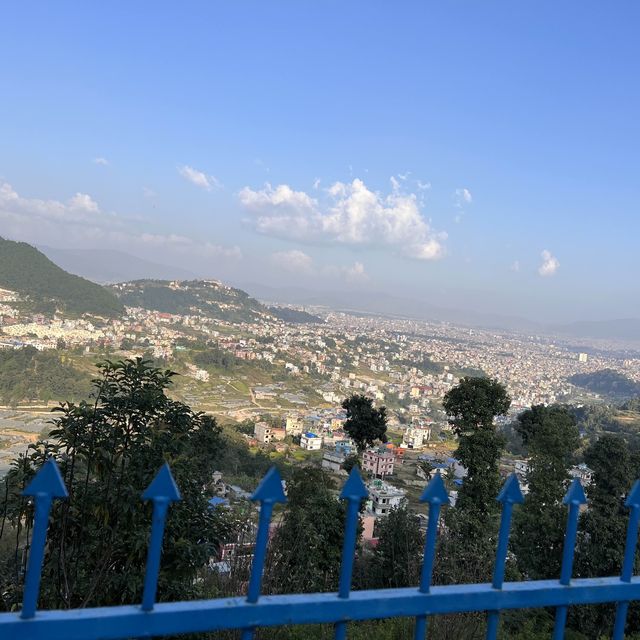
[613,480,640,639]
[335,468,368,640]
[20,458,69,620]
[141,463,182,612]
[414,472,449,640]
[241,467,286,640]
[553,478,587,640]
[486,473,524,640]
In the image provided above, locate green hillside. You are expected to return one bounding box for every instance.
[0,237,123,317]
[110,279,271,322]
[0,346,91,404]
[568,368,640,400]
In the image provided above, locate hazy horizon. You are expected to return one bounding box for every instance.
[2,3,639,324]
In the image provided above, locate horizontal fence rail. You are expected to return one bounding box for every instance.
[2,458,640,640]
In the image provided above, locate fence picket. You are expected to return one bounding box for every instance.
[9,464,640,640]
[335,468,368,640]
[553,478,587,640]
[613,480,640,639]
[20,458,68,620]
[485,473,524,640]
[141,464,182,612]
[414,472,449,640]
[241,467,286,640]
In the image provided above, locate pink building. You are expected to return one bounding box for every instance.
[362,448,395,477]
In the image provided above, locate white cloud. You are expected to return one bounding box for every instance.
[455,187,473,207]
[271,249,314,273]
[417,180,431,191]
[343,261,368,283]
[93,157,109,166]
[240,178,446,261]
[510,260,520,272]
[313,178,321,190]
[538,250,559,277]
[142,187,156,198]
[0,181,241,263]
[178,165,221,191]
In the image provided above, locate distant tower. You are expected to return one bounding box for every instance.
[578,352,588,363]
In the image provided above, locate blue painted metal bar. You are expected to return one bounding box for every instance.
[613,480,640,639]
[141,464,181,612]
[20,458,69,620]
[241,467,286,640]
[414,472,449,640]
[486,473,524,640]
[4,577,640,640]
[335,468,368,640]
[553,478,587,640]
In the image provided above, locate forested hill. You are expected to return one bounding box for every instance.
[110,279,275,323]
[0,237,123,317]
[569,368,640,400]
[0,347,91,405]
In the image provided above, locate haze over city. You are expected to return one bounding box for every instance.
[1,2,639,323]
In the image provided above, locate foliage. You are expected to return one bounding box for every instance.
[0,358,230,611]
[569,369,640,401]
[511,405,580,579]
[0,236,123,317]
[367,503,424,589]
[112,279,266,323]
[341,394,388,453]
[193,344,237,370]
[0,346,91,404]
[266,467,346,594]
[267,307,323,324]
[439,377,510,582]
[572,434,639,637]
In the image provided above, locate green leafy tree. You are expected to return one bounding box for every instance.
[572,434,637,637]
[266,468,346,594]
[438,377,510,587]
[512,405,580,580]
[0,358,229,611]
[341,394,388,454]
[368,503,424,588]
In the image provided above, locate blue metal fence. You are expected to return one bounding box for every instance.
[1,458,639,639]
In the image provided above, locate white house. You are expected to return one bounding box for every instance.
[300,432,322,451]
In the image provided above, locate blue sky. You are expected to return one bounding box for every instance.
[1,2,639,322]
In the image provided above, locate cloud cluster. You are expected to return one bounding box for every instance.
[270,249,368,283]
[0,181,240,262]
[178,165,221,191]
[240,178,446,261]
[538,249,560,277]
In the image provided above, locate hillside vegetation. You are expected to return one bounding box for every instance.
[0,347,91,404]
[0,237,123,317]
[568,368,640,400]
[111,280,272,322]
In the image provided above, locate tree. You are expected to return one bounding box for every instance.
[341,394,388,454]
[572,434,637,637]
[442,377,510,520]
[511,405,580,580]
[266,467,346,594]
[0,358,230,611]
[368,502,424,588]
[438,377,510,587]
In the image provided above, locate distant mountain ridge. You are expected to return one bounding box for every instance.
[38,246,198,283]
[0,237,123,317]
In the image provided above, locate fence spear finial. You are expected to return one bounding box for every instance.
[21,458,69,619]
[141,463,181,612]
[414,471,449,640]
[335,467,368,640]
[553,478,587,640]
[613,479,640,639]
[486,473,524,640]
[242,466,287,640]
